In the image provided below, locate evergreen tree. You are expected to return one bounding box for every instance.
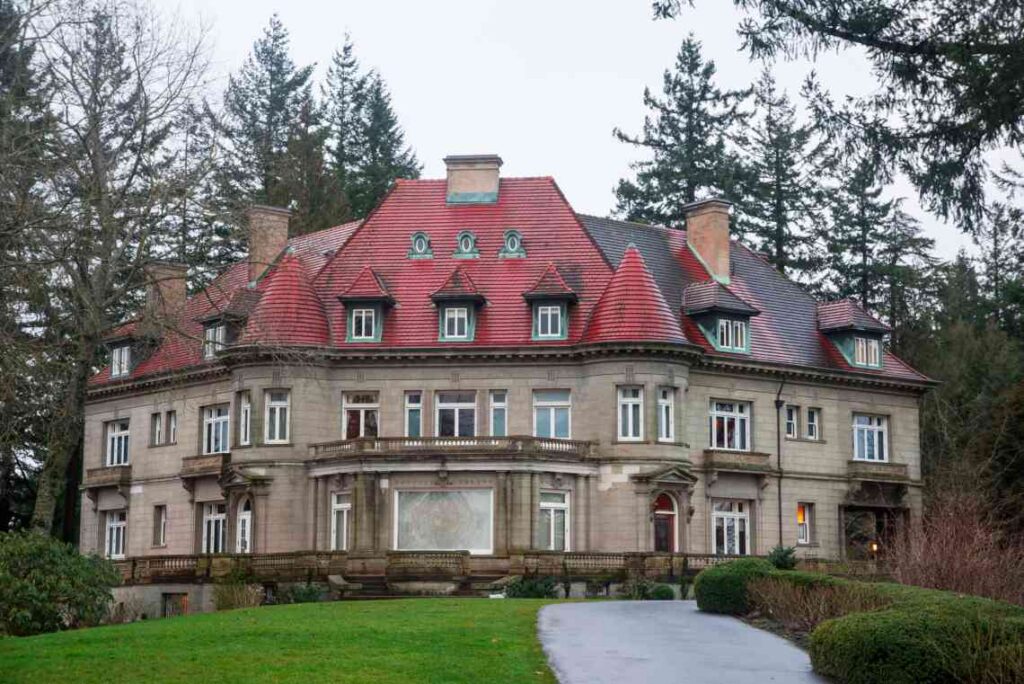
[975,202,1024,337]
[875,207,936,351]
[613,35,748,226]
[280,96,349,235]
[735,70,826,277]
[323,35,364,195]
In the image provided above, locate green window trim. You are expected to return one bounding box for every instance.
[498,229,526,258]
[438,303,476,342]
[407,231,433,259]
[697,315,751,354]
[346,304,383,342]
[447,191,499,205]
[532,301,568,341]
[452,230,480,259]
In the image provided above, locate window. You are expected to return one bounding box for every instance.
[797,503,814,545]
[238,392,252,446]
[236,499,252,554]
[534,303,565,340]
[709,400,751,451]
[854,336,882,367]
[442,306,470,341]
[534,389,571,439]
[436,391,476,437]
[453,230,478,258]
[343,392,379,439]
[203,323,226,360]
[349,307,378,341]
[264,390,290,443]
[106,420,130,466]
[653,493,677,552]
[785,405,799,438]
[153,505,167,546]
[105,510,127,559]
[807,408,821,440]
[202,406,229,455]
[713,500,749,555]
[167,411,177,444]
[853,414,888,462]
[394,489,493,554]
[151,412,163,446]
[499,229,526,258]
[110,344,131,378]
[539,492,569,551]
[331,493,351,551]
[405,392,422,438]
[717,318,748,352]
[201,503,227,554]
[490,390,508,437]
[408,231,433,258]
[617,387,644,441]
[657,387,675,442]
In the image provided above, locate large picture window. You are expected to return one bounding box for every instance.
[394,490,493,555]
[534,389,571,439]
[106,419,130,466]
[709,400,751,451]
[202,406,229,455]
[343,392,379,439]
[538,492,569,551]
[436,391,476,437]
[713,500,749,555]
[853,414,888,462]
[202,503,227,554]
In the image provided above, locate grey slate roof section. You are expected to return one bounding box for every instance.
[817,300,892,333]
[683,281,760,316]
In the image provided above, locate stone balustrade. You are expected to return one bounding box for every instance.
[847,460,909,481]
[180,453,229,478]
[83,465,132,489]
[310,435,595,460]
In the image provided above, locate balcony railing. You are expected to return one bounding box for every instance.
[310,435,595,460]
[83,465,132,489]
[847,460,909,482]
[180,453,229,478]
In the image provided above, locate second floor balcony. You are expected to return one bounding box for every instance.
[310,435,595,462]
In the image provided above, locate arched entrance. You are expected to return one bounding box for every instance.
[653,493,677,552]
[236,498,253,554]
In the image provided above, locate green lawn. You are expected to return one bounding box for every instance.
[0,598,558,683]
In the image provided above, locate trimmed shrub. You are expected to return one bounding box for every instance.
[0,530,121,636]
[213,582,264,610]
[694,558,774,614]
[767,545,798,570]
[748,575,893,633]
[651,584,676,601]
[278,583,324,604]
[504,575,557,598]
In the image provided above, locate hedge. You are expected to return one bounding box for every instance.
[693,558,774,614]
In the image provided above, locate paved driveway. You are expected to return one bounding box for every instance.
[538,601,826,684]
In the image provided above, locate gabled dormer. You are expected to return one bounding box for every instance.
[817,299,890,370]
[339,266,394,343]
[683,281,759,354]
[431,267,485,342]
[196,287,263,359]
[523,263,577,341]
[102,322,139,379]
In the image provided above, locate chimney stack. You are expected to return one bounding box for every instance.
[444,154,502,204]
[144,261,188,323]
[247,205,291,282]
[683,198,732,284]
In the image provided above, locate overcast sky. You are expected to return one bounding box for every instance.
[158,0,972,259]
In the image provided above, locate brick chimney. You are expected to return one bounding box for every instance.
[247,205,291,282]
[683,198,732,284]
[444,154,502,204]
[144,261,188,321]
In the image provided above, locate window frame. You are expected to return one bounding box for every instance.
[348,305,381,342]
[153,504,167,547]
[712,499,750,556]
[538,491,571,551]
[617,386,644,442]
[167,411,177,444]
[203,323,227,360]
[202,405,230,455]
[657,387,675,443]
[264,390,290,444]
[150,412,163,446]
[498,229,526,258]
[330,493,352,551]
[106,419,131,466]
[709,400,752,452]
[489,390,508,437]
[533,302,567,341]
[343,391,380,440]
[853,336,883,368]
[440,305,472,341]
[852,413,889,462]
[453,230,479,258]
[238,392,252,447]
[408,231,433,259]
[806,407,821,441]
[533,389,571,439]
[110,344,131,378]
[105,510,127,559]
[435,391,477,437]
[785,405,800,439]
[201,502,227,555]
[797,502,814,545]
[393,488,494,555]
[404,391,423,438]
[716,317,749,353]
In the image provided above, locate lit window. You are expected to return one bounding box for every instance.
[105,510,127,559]
[806,408,821,440]
[110,345,131,378]
[106,419,130,466]
[201,503,227,554]
[713,500,749,555]
[717,318,748,352]
[202,406,229,454]
[785,405,799,438]
[331,493,351,551]
[854,337,882,367]
[264,390,290,443]
[153,505,167,547]
[535,304,565,339]
[436,391,476,437]
[350,307,378,341]
[151,412,163,446]
[203,323,226,360]
[405,392,422,438]
[490,390,508,437]
[709,400,751,451]
[534,389,571,439]
[657,387,675,442]
[617,387,644,441]
[539,492,569,551]
[442,306,470,340]
[853,414,888,462]
[797,503,814,545]
[343,392,379,439]
[238,392,252,446]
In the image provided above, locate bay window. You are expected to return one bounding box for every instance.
[853,414,888,462]
[106,419,130,466]
[264,390,290,443]
[202,406,229,455]
[617,387,643,441]
[436,391,476,437]
[534,389,571,439]
[538,492,570,551]
[343,392,379,439]
[709,400,751,451]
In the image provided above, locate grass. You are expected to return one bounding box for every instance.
[0,598,558,683]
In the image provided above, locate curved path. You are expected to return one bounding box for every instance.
[538,601,826,684]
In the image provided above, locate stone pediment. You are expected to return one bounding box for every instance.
[219,465,273,490]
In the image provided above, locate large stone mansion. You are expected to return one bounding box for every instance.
[81,155,930,611]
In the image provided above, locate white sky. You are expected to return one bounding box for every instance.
[159,0,973,259]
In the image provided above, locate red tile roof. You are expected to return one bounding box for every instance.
[683,281,759,316]
[583,245,687,345]
[817,299,891,333]
[241,253,330,347]
[523,263,577,302]
[430,266,485,303]
[339,266,393,303]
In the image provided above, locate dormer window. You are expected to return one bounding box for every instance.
[348,306,381,342]
[110,345,131,378]
[499,229,526,258]
[683,281,759,356]
[533,302,566,340]
[453,231,479,258]
[203,323,227,359]
[441,305,472,341]
[408,231,433,259]
[817,300,890,370]
[716,318,748,353]
[854,336,882,368]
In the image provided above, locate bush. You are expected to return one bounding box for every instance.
[748,575,893,633]
[504,575,557,598]
[767,545,798,570]
[277,583,324,604]
[651,584,676,601]
[213,582,264,610]
[694,558,774,614]
[0,530,121,636]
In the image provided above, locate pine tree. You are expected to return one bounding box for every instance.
[875,207,935,351]
[280,96,349,235]
[975,202,1024,337]
[735,70,826,277]
[613,35,748,226]
[323,35,364,194]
